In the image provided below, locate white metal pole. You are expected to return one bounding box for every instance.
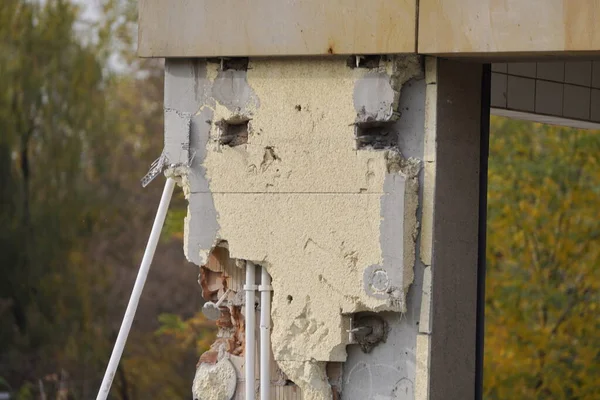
[245,261,257,400]
[96,177,176,400]
[259,266,272,400]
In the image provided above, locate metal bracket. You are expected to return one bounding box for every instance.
[140,151,169,188]
[347,313,388,353]
[140,147,196,188]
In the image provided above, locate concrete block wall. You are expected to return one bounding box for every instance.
[491,61,600,128]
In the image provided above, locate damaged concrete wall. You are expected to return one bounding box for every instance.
[342,77,426,400]
[165,56,424,400]
[193,246,302,400]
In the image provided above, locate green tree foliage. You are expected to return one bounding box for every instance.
[0,1,210,398]
[0,0,114,393]
[485,116,600,399]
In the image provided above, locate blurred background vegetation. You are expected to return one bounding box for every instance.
[0,1,598,399]
[485,117,600,399]
[0,0,214,398]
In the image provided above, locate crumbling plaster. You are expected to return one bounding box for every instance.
[166,56,423,399]
[192,357,238,400]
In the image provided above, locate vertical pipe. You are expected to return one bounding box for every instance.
[259,267,272,400]
[97,177,176,400]
[245,261,257,400]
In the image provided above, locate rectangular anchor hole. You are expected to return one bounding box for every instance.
[207,57,250,71]
[218,118,249,147]
[355,121,397,150]
[346,55,382,69]
[222,57,249,71]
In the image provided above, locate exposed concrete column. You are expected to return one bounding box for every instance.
[418,58,484,400]
[165,56,485,400]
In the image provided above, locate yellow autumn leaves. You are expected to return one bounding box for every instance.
[485,116,600,399]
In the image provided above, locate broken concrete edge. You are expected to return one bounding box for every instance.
[341,75,427,400]
[354,55,422,126]
[363,151,421,313]
[420,56,438,267]
[278,360,331,400]
[386,151,421,311]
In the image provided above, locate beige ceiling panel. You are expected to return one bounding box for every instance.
[138,0,417,57]
[418,0,600,55]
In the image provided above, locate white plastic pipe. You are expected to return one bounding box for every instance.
[245,261,257,400]
[259,267,272,400]
[96,177,176,400]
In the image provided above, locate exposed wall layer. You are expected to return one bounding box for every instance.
[165,56,423,399]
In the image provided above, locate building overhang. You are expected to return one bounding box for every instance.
[138,0,600,58]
